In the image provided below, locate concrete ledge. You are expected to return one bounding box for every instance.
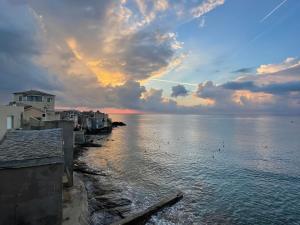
[63,172,89,225]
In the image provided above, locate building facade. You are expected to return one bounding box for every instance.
[0,105,24,140]
[13,90,55,111]
[10,90,60,123]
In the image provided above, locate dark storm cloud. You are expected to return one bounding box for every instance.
[118,31,176,80]
[0,28,39,56]
[171,84,188,97]
[0,0,61,102]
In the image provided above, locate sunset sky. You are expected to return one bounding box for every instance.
[1,0,300,114]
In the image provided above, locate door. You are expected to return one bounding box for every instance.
[6,116,14,129]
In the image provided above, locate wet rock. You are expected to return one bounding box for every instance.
[94,196,132,209]
[74,161,107,176]
[79,142,102,147]
[74,146,88,158]
[112,121,126,127]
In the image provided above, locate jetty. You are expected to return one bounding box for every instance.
[111,191,183,225]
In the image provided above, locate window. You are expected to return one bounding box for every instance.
[27,95,42,102]
[42,113,46,118]
[47,97,52,103]
[19,96,22,101]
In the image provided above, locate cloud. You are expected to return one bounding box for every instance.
[257,57,300,74]
[143,88,177,112]
[222,80,300,95]
[1,1,299,115]
[195,81,232,107]
[192,60,300,114]
[222,81,256,90]
[0,0,224,113]
[26,0,184,86]
[232,67,254,74]
[171,85,188,97]
[0,0,61,101]
[191,0,225,18]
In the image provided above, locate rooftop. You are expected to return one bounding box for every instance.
[0,129,63,169]
[13,90,55,97]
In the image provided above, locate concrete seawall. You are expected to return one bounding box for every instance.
[63,172,89,225]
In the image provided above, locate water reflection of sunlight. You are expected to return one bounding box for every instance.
[252,117,279,173]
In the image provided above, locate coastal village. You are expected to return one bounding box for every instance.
[0,90,182,225]
[0,90,114,225]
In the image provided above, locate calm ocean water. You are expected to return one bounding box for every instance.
[82,114,300,225]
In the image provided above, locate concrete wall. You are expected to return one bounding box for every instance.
[44,120,74,187]
[0,105,24,140]
[23,107,43,121]
[44,111,61,121]
[14,94,55,111]
[0,164,63,225]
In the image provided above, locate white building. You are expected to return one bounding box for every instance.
[13,90,55,111]
[10,90,60,122]
[0,105,24,140]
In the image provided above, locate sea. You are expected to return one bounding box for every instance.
[81,114,300,225]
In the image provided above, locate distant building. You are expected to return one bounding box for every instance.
[82,111,112,133]
[0,129,64,225]
[10,90,60,122]
[60,110,80,129]
[13,90,55,111]
[61,110,112,133]
[0,105,24,140]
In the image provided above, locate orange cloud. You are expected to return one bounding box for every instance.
[232,90,274,105]
[66,38,126,86]
[176,95,215,106]
[257,57,300,75]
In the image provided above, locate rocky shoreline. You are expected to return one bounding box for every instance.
[73,136,133,225]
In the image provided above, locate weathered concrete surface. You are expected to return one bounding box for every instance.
[63,172,89,225]
[44,120,74,187]
[0,164,63,225]
[111,191,183,225]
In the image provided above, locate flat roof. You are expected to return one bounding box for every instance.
[13,90,55,97]
[0,129,63,169]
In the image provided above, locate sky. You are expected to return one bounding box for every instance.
[0,0,299,114]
